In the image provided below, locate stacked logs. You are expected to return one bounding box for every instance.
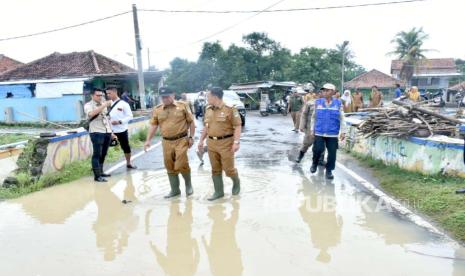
[357,100,461,138]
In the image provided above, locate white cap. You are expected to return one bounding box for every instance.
[322,83,336,90]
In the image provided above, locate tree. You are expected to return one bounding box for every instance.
[388,27,432,84]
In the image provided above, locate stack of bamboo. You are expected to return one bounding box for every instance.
[357,100,461,138]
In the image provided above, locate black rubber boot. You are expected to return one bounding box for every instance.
[99,164,111,177]
[182,172,193,197]
[165,174,181,198]
[208,175,225,201]
[230,175,241,196]
[325,170,334,180]
[310,163,317,173]
[93,168,107,182]
[295,151,306,163]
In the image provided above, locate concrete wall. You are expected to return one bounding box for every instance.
[0,94,84,122]
[345,119,465,177]
[41,116,149,174]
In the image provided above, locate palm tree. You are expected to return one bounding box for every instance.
[388,27,432,84]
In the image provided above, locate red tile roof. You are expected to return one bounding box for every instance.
[344,69,404,89]
[0,51,135,81]
[391,58,457,73]
[0,54,23,73]
[449,81,465,91]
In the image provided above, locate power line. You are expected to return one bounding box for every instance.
[150,0,287,54]
[0,11,131,42]
[140,0,427,14]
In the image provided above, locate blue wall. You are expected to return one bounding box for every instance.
[0,84,33,98]
[0,94,84,122]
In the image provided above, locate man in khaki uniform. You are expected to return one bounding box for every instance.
[198,87,242,201]
[369,86,383,107]
[352,89,364,112]
[145,87,195,198]
[288,88,304,132]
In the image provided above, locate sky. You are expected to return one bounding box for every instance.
[0,0,464,75]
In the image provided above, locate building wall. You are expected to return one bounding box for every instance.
[344,122,465,177]
[41,117,149,174]
[0,94,84,122]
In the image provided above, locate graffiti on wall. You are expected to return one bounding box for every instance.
[347,125,465,177]
[43,134,92,173]
[41,118,150,174]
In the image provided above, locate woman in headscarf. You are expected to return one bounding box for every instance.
[341,90,354,113]
[407,86,421,102]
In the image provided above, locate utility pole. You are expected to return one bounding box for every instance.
[147,48,151,70]
[341,40,349,93]
[132,4,146,110]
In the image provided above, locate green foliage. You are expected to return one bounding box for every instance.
[0,133,32,145]
[165,32,365,92]
[352,153,465,242]
[0,127,153,200]
[388,27,432,82]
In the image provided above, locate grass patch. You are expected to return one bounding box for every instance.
[351,152,465,243]
[0,133,32,145]
[0,127,152,200]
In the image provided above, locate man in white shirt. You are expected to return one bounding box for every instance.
[106,86,137,169]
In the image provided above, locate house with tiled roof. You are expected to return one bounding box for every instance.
[0,51,163,123]
[344,69,404,101]
[390,58,460,92]
[0,54,23,73]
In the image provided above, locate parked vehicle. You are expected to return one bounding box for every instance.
[421,90,445,107]
[223,90,246,126]
[260,99,288,116]
[191,90,246,126]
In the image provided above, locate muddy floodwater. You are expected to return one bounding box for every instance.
[1,113,465,276]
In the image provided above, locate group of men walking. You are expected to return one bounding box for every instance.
[144,87,242,201]
[295,83,346,180]
[85,82,348,198]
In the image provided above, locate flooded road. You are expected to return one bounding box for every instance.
[1,112,465,276]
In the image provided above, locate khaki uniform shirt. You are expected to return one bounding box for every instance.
[353,93,364,107]
[299,99,315,132]
[369,91,383,107]
[204,103,242,137]
[84,100,112,133]
[150,101,194,138]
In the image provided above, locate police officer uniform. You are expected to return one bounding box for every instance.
[204,102,242,201]
[150,87,195,197]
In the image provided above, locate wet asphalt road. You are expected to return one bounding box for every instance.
[1,112,465,275]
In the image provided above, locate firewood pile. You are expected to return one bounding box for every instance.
[357,100,461,138]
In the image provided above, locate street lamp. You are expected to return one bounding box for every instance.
[341,40,349,92]
[126,52,135,69]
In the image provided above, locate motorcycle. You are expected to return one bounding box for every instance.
[420,90,445,107]
[260,99,288,116]
[455,91,465,108]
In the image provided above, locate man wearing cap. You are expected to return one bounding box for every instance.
[84,88,113,182]
[106,86,137,170]
[310,83,347,180]
[144,87,195,198]
[198,87,242,201]
[296,87,325,164]
[288,88,304,132]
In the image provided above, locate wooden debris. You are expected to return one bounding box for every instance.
[357,102,459,139]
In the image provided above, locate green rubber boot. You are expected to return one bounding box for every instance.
[165,174,181,198]
[230,175,241,196]
[181,172,193,197]
[208,175,224,201]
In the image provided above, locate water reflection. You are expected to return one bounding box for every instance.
[92,177,139,261]
[203,201,243,276]
[295,166,343,263]
[150,200,199,276]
